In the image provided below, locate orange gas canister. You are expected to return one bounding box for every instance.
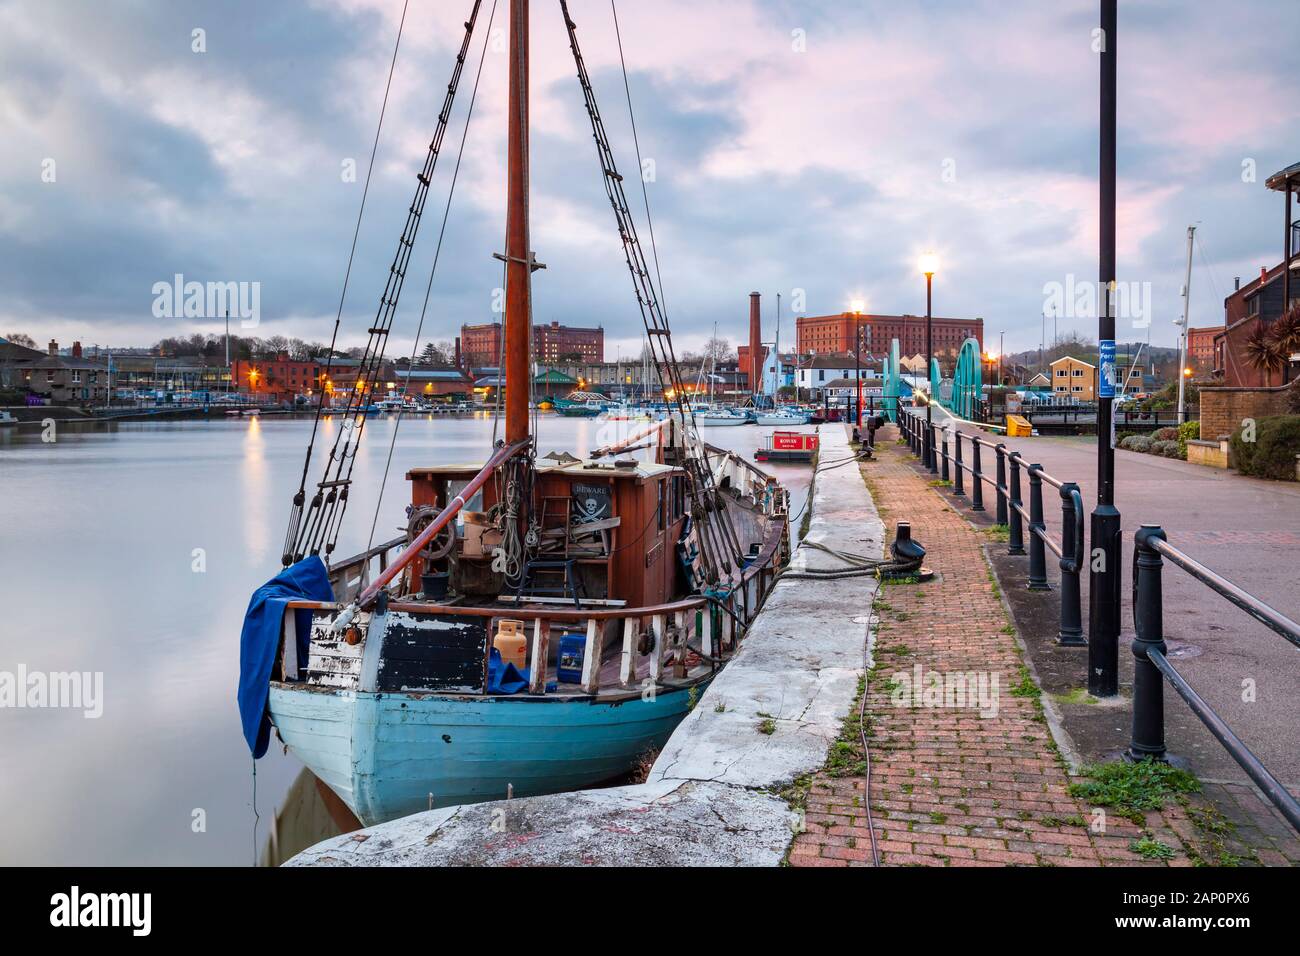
[493,619,528,669]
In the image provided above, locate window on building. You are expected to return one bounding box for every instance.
[71,370,81,384]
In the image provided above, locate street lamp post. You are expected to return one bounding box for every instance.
[1089,0,1122,699]
[850,300,865,427]
[919,254,939,470]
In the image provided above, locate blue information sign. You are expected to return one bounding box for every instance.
[1098,339,1117,399]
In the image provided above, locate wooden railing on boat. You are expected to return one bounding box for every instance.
[327,535,407,603]
[286,489,787,698]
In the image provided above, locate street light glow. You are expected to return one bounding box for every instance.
[918,252,940,276]
[849,298,865,314]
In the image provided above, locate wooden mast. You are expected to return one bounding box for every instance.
[504,0,531,443]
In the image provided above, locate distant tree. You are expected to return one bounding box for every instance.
[703,336,736,364]
[5,332,36,348]
[262,335,291,357]
[418,342,440,367]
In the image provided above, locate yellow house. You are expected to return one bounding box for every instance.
[1049,356,1097,401]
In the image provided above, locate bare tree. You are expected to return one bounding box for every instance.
[703,336,735,364]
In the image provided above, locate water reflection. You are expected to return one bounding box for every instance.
[0,413,813,865]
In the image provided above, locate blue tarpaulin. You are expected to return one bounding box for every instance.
[486,647,530,694]
[238,557,334,758]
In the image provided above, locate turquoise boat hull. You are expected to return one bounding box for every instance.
[268,682,700,825]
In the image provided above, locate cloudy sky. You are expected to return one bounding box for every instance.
[2,0,1297,360]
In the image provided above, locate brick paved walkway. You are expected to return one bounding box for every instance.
[789,427,1255,867]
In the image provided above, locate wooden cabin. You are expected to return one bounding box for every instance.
[404,456,688,608]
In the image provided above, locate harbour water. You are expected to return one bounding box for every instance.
[0,413,812,865]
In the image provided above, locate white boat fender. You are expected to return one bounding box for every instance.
[329,603,360,636]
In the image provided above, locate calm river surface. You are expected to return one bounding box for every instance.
[0,413,812,865]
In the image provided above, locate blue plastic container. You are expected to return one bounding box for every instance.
[556,632,586,684]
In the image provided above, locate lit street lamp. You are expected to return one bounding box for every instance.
[850,299,865,427]
[918,253,939,471]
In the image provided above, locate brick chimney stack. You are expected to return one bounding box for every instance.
[48,339,58,356]
[72,341,82,358]
[748,292,762,394]
[454,336,462,370]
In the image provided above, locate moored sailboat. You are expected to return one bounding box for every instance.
[238,0,790,827]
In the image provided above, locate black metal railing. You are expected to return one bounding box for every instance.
[1131,525,1300,833]
[897,406,1086,645]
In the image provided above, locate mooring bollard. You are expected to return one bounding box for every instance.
[1026,464,1049,591]
[994,443,1009,526]
[953,432,965,496]
[1057,482,1085,646]
[970,440,985,511]
[940,431,950,482]
[1129,525,1168,761]
[1006,452,1025,555]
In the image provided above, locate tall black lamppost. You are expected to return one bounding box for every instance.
[1089,0,1121,698]
[851,301,864,426]
[919,253,939,469]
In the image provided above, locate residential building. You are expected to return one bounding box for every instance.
[795,352,876,396]
[9,340,111,404]
[795,312,983,359]
[1117,361,1158,395]
[460,320,604,367]
[1214,161,1300,386]
[1049,356,1097,401]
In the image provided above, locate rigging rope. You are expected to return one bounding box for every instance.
[611,0,668,320]
[365,0,501,552]
[560,1,745,588]
[287,0,485,566]
[282,0,409,567]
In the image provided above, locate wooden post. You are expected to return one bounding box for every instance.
[529,619,550,694]
[649,613,666,683]
[672,610,687,677]
[281,608,298,680]
[620,617,639,687]
[701,607,714,662]
[580,618,602,694]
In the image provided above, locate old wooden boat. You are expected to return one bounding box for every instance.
[243,0,789,827]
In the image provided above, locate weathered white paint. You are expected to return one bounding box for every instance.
[579,619,601,693]
[619,618,638,687]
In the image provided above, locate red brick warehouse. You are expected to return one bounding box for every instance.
[796,312,984,360]
[460,320,604,367]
